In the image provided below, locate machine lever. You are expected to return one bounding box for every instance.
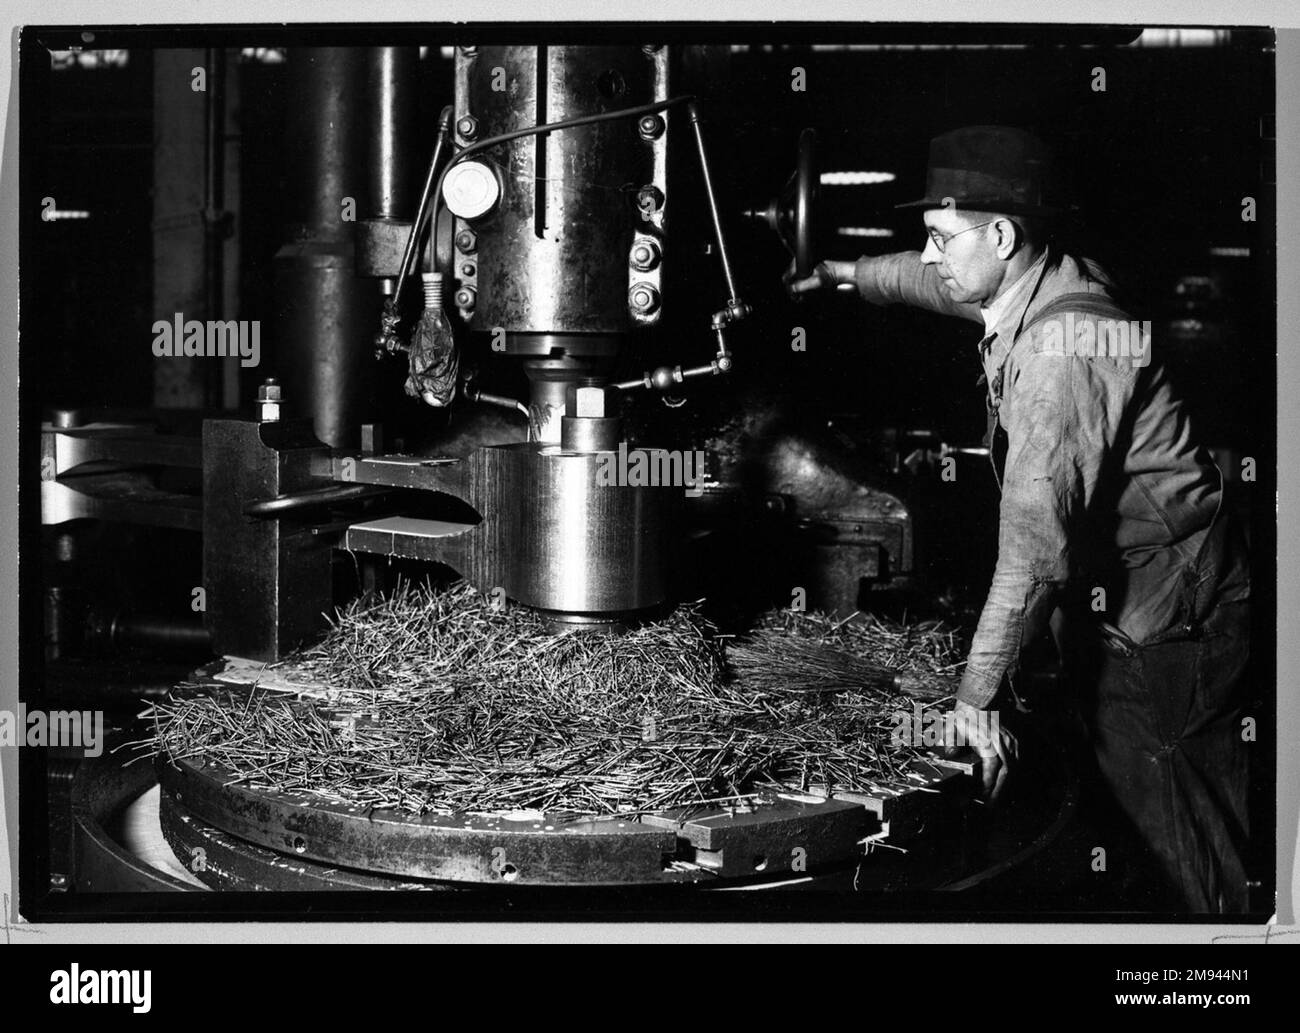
[686,101,750,323]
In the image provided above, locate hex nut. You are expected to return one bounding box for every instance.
[575,386,607,418]
[629,239,661,272]
[628,283,661,315]
[638,114,665,140]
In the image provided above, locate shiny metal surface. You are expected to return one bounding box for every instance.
[340,441,676,618]
[561,415,622,452]
[477,442,672,616]
[442,160,501,219]
[40,422,203,530]
[522,356,616,442]
[273,48,373,448]
[363,46,418,220]
[455,45,665,336]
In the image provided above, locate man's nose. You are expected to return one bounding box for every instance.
[920,235,942,265]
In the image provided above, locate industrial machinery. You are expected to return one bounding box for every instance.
[215,45,758,647]
[39,42,1074,894]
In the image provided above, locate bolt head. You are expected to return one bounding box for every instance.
[629,238,661,272]
[455,229,478,253]
[456,115,479,139]
[629,283,661,315]
[638,114,665,140]
[454,286,477,309]
[575,386,607,418]
[256,380,282,402]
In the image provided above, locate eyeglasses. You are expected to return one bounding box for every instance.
[927,220,997,254]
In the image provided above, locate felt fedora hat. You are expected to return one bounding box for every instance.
[896,125,1066,217]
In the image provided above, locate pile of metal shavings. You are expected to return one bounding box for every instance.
[742,607,967,687]
[143,582,961,820]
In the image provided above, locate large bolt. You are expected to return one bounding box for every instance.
[455,228,478,254]
[456,115,479,140]
[638,114,665,140]
[629,238,661,272]
[454,285,477,309]
[628,283,661,316]
[574,386,607,418]
[256,378,282,422]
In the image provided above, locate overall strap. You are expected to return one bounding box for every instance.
[985,292,1132,493]
[1019,291,1130,339]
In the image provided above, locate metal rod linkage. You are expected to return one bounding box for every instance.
[686,101,742,308]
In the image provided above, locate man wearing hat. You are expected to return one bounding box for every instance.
[788,126,1252,912]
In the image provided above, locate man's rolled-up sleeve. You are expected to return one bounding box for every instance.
[853,252,983,323]
[957,335,1136,708]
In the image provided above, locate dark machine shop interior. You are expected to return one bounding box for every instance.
[21,26,1274,909]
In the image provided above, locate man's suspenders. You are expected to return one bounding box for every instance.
[1020,291,1130,334]
[982,291,1131,488]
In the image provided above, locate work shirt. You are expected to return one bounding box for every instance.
[852,247,1250,707]
[979,249,1048,335]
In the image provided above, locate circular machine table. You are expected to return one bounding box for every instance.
[73,717,1078,894]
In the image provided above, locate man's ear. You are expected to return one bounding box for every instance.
[992,217,1021,259]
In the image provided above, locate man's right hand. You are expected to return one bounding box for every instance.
[783,259,855,297]
[947,699,1018,802]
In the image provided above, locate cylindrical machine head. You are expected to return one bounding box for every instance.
[449,45,670,361]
